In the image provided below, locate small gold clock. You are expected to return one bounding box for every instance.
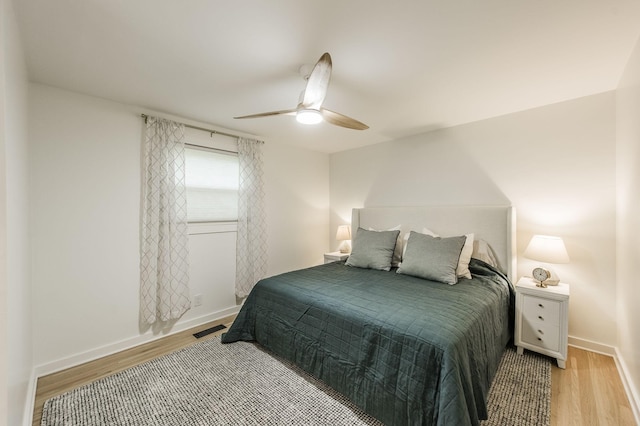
[532,267,551,288]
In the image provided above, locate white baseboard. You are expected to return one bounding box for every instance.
[33,306,240,379]
[568,335,616,356]
[614,347,640,426]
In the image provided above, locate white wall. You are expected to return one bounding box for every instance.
[616,35,640,418]
[330,92,617,348]
[264,141,330,274]
[30,84,142,368]
[29,83,330,371]
[2,0,32,424]
[0,2,9,424]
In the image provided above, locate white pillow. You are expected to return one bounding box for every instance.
[456,233,474,279]
[401,228,473,279]
[471,239,498,269]
[368,225,402,267]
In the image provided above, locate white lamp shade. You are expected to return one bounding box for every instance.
[524,235,570,264]
[336,225,351,241]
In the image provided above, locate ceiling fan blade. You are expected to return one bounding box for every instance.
[321,108,369,130]
[300,52,332,110]
[234,109,297,119]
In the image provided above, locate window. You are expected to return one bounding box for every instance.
[185,146,239,223]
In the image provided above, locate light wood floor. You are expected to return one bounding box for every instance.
[551,346,636,425]
[33,316,636,426]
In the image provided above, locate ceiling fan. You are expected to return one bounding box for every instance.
[234,52,369,130]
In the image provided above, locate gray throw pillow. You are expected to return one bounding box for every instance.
[345,228,401,271]
[397,231,466,285]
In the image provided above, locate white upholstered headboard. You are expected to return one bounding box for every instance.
[351,205,516,281]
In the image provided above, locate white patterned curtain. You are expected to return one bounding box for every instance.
[236,138,268,298]
[140,117,191,325]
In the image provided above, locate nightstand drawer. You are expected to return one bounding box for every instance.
[521,321,560,352]
[522,295,560,326]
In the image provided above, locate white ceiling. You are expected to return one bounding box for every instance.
[14,0,640,153]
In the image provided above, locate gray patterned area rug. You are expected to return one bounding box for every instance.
[482,347,551,426]
[41,338,550,426]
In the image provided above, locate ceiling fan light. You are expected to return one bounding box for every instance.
[296,109,323,125]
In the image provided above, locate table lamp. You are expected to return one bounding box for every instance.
[336,225,352,253]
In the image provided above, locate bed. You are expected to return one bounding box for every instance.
[222,205,516,425]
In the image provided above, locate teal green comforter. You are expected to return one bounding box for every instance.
[222,259,514,425]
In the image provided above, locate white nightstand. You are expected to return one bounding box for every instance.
[324,251,350,264]
[514,276,570,369]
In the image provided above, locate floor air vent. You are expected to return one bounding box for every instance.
[193,324,227,339]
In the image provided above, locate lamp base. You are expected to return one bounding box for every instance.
[338,240,351,254]
[545,267,560,286]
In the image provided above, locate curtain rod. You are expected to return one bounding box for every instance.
[140,113,245,140]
